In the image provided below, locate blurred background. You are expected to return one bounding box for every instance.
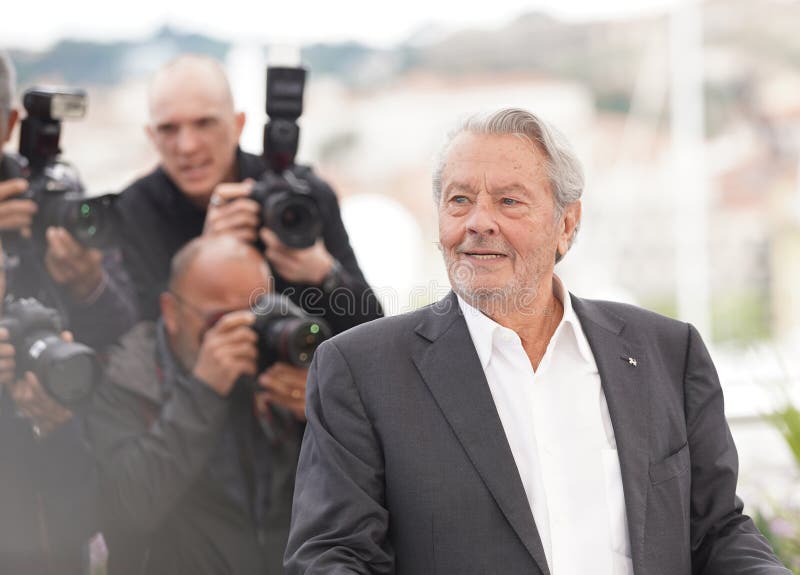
[3,0,800,564]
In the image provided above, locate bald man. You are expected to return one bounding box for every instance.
[116,54,381,332]
[88,235,305,575]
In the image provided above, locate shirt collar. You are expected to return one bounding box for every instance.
[553,276,596,366]
[458,275,596,370]
[457,294,500,370]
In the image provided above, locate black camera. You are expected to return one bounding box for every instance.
[249,66,322,249]
[13,86,116,249]
[252,293,331,369]
[0,297,100,407]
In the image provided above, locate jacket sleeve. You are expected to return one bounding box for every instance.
[87,373,230,534]
[296,167,384,335]
[284,340,394,575]
[64,248,138,350]
[685,324,791,574]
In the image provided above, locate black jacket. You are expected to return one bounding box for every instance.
[88,322,302,575]
[115,150,383,334]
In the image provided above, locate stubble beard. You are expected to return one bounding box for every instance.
[442,249,547,319]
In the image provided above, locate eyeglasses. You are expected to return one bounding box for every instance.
[169,290,233,336]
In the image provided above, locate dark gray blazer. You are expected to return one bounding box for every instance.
[285,292,788,575]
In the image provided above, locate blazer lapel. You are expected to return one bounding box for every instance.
[571,295,650,575]
[412,293,550,575]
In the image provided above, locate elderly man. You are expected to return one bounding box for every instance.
[89,235,306,574]
[285,108,789,574]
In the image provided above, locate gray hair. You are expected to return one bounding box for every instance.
[432,108,584,261]
[0,51,16,139]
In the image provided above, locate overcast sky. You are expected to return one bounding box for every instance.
[5,0,682,51]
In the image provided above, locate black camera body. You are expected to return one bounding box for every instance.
[249,66,323,249]
[0,297,100,406]
[251,293,331,370]
[12,87,116,249]
[250,170,323,250]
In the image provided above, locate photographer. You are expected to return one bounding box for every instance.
[0,241,98,575]
[116,54,382,334]
[88,235,311,575]
[0,51,136,350]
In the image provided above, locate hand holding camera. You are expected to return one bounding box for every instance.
[259,226,333,285]
[44,227,104,301]
[192,310,258,397]
[256,362,308,421]
[0,298,100,407]
[0,322,78,438]
[203,179,260,244]
[0,178,36,236]
[2,87,117,252]
[205,177,334,285]
[11,370,72,439]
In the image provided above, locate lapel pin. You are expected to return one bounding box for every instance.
[627,357,638,367]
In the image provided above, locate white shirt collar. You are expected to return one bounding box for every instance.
[457,276,596,370]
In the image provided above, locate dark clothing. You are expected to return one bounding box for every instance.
[286,292,789,575]
[0,154,126,575]
[116,149,383,334]
[0,154,137,350]
[0,391,97,575]
[88,322,302,575]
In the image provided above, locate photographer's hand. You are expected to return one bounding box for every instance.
[44,227,104,302]
[260,227,333,285]
[12,371,73,439]
[0,178,36,237]
[203,179,260,244]
[256,362,308,421]
[0,328,16,387]
[192,310,258,397]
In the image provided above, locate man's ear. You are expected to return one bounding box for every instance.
[234,111,246,139]
[557,200,581,258]
[160,291,179,336]
[144,123,156,145]
[2,109,18,145]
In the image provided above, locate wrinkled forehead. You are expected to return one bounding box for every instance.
[441,132,550,189]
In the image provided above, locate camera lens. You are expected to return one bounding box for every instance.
[26,332,99,406]
[287,320,326,366]
[280,203,312,229]
[251,293,331,369]
[74,201,99,239]
[264,193,322,249]
[57,194,116,249]
[263,317,323,368]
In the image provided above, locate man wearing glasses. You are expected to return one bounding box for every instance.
[88,235,300,575]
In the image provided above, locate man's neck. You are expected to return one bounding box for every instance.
[464,277,565,372]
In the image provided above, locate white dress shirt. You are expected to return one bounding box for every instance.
[458,277,634,575]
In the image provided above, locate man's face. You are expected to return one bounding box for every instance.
[165,258,270,371]
[438,132,579,313]
[146,78,244,204]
